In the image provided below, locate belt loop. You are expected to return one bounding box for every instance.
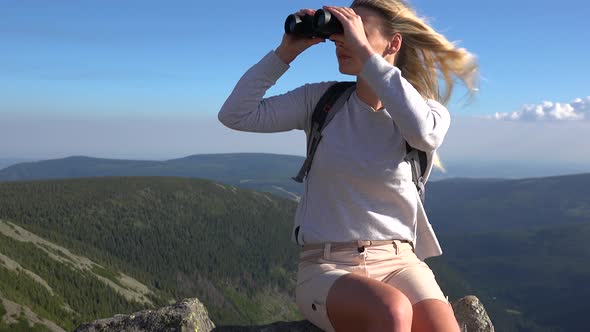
[323,243,332,260]
[392,240,399,255]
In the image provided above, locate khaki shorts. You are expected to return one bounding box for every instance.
[295,240,448,332]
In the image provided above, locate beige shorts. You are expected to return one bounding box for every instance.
[295,240,448,332]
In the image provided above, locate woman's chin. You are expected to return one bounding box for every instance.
[337,61,361,76]
[338,66,360,76]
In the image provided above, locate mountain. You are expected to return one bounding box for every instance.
[0,218,157,331]
[3,154,590,204]
[0,158,36,171]
[0,154,305,200]
[0,177,476,330]
[427,173,590,234]
[428,160,590,181]
[2,154,588,185]
[438,222,590,332]
[1,173,589,331]
[0,177,303,330]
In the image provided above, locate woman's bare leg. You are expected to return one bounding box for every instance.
[411,299,461,332]
[326,273,413,332]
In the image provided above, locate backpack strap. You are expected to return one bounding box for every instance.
[292,81,356,183]
[404,142,428,203]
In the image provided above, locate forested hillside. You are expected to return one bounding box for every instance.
[427,173,590,234]
[0,219,153,331]
[0,177,302,330]
[1,175,588,331]
[436,222,590,332]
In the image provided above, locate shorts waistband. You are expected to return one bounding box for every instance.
[300,240,413,262]
[302,239,411,252]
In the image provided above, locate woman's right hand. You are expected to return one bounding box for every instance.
[275,9,326,64]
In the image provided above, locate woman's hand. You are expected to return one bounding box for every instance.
[323,6,376,63]
[275,9,326,64]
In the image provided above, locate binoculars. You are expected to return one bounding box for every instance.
[284,9,343,38]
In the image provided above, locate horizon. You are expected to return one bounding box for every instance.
[1,151,589,181]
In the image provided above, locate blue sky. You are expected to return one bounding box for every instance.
[1,0,589,171]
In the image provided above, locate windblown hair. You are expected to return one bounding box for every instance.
[351,0,478,104]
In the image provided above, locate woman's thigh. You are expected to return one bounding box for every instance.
[380,249,448,305]
[412,299,460,332]
[377,249,457,331]
[326,273,413,332]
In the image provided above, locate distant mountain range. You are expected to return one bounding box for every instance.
[0,158,28,170]
[2,154,589,179]
[433,160,590,180]
[0,154,305,200]
[2,154,589,201]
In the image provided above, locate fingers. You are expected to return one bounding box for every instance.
[322,5,365,39]
[322,6,373,60]
[296,8,316,17]
[323,5,359,22]
[308,37,326,45]
[323,5,365,39]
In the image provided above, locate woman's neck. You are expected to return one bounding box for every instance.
[355,77,382,111]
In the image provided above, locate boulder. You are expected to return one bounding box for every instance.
[74,298,215,332]
[452,295,495,332]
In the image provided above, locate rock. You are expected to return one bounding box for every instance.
[453,295,495,332]
[75,295,493,332]
[74,298,215,332]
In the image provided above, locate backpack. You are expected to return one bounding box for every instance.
[292,81,428,203]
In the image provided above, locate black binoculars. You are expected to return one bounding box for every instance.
[284,9,343,38]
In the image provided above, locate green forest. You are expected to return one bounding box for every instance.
[0,177,302,329]
[0,175,588,331]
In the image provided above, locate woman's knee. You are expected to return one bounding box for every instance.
[327,273,413,331]
[412,299,460,332]
[366,291,412,331]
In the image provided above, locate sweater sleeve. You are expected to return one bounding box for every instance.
[360,54,451,152]
[218,50,330,133]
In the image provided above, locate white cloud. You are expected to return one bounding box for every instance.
[490,96,590,121]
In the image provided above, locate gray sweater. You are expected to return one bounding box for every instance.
[218,50,450,260]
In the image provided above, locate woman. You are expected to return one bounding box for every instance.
[218,0,477,330]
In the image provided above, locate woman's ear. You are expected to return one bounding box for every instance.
[386,33,402,55]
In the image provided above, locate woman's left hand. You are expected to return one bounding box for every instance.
[323,5,376,63]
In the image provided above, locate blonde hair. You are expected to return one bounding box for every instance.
[351,0,478,105]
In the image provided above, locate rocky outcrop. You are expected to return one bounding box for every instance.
[74,298,215,332]
[75,296,494,332]
[452,295,495,332]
